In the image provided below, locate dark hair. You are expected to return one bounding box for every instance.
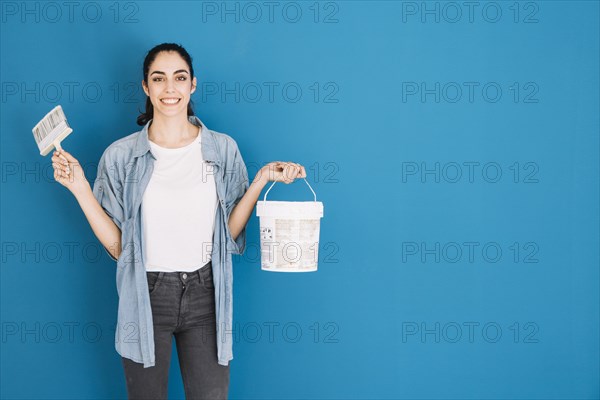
[137,43,196,126]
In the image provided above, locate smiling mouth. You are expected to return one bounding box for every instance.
[160,98,181,105]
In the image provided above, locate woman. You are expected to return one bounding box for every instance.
[51,42,306,399]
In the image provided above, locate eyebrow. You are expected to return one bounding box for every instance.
[150,69,189,76]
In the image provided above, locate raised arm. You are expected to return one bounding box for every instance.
[52,149,122,261]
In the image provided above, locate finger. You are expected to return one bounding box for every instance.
[58,149,76,163]
[59,167,68,179]
[280,165,289,182]
[283,165,294,181]
[287,165,296,177]
[54,163,69,177]
[54,161,69,175]
[55,152,69,165]
[289,166,300,181]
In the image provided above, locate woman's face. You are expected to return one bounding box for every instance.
[142,51,197,118]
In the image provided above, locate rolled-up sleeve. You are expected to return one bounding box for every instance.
[224,140,249,255]
[92,150,124,262]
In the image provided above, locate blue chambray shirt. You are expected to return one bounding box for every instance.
[92,115,249,368]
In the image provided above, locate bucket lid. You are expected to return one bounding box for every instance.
[256,200,323,218]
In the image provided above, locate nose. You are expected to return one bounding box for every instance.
[165,78,176,93]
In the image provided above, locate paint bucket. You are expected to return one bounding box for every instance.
[256,178,324,272]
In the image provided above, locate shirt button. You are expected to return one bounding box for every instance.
[182,273,187,280]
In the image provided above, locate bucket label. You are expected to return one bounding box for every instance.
[259,218,320,271]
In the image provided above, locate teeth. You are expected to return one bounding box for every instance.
[161,98,180,104]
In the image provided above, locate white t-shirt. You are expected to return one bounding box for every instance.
[142,130,218,272]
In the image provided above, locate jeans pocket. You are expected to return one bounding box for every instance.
[147,272,164,295]
[201,264,214,290]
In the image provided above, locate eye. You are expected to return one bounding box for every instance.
[152,77,163,82]
[177,76,187,81]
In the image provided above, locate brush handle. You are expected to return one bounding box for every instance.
[52,140,71,175]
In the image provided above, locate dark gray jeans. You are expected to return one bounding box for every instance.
[121,261,230,399]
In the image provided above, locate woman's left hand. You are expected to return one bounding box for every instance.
[255,161,307,184]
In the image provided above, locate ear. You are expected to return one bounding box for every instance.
[191,76,197,94]
[142,80,149,97]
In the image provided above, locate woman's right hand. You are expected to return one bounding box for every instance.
[52,149,89,196]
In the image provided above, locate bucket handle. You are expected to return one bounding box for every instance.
[263,178,317,202]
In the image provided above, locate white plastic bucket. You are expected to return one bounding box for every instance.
[256,178,324,272]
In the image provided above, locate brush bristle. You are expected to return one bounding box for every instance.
[32,105,73,156]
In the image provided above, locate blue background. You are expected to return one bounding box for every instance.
[1,1,598,398]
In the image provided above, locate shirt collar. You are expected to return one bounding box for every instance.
[133,115,219,162]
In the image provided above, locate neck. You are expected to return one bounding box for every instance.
[148,114,200,146]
